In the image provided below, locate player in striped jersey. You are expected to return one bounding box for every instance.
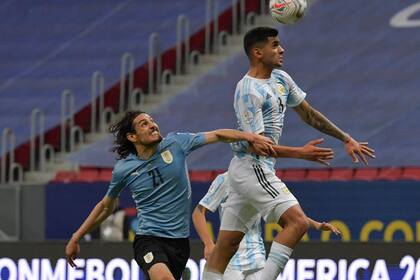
[194,173,341,280]
[203,27,375,280]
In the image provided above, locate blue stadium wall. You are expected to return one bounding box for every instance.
[45,181,420,242]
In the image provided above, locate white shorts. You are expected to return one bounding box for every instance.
[223,267,263,280]
[220,156,299,232]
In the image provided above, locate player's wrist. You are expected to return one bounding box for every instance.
[343,134,352,144]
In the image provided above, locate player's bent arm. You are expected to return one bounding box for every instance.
[192,205,214,247]
[293,100,349,142]
[70,195,118,242]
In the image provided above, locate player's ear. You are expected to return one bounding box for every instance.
[126,132,137,143]
[252,47,263,58]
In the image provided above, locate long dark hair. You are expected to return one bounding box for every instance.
[109,111,145,159]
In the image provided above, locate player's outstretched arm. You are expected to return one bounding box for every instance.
[269,138,334,166]
[307,217,341,236]
[65,196,118,267]
[204,129,275,156]
[192,205,215,260]
[293,100,375,165]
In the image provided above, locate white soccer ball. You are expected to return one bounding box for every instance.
[269,0,307,24]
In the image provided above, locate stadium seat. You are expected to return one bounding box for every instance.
[306,169,331,181]
[98,168,113,182]
[74,168,99,182]
[189,171,215,182]
[376,167,403,181]
[329,168,354,181]
[401,167,420,180]
[353,168,379,181]
[282,169,307,182]
[53,171,77,183]
[275,169,284,178]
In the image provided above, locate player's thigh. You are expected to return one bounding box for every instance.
[148,263,175,280]
[133,235,173,280]
[163,238,190,280]
[223,268,245,280]
[230,162,299,222]
[220,190,259,236]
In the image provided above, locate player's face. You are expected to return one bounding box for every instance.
[129,113,162,145]
[261,37,284,68]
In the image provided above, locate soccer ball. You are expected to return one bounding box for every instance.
[269,0,307,24]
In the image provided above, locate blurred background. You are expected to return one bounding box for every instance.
[0,0,419,279]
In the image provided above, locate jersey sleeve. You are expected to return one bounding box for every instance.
[199,173,228,212]
[235,82,265,134]
[274,70,306,107]
[106,164,127,198]
[168,132,206,155]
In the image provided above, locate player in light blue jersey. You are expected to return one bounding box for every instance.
[65,111,275,280]
[203,27,375,280]
[194,173,341,280]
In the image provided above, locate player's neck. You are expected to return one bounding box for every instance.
[248,65,272,79]
[135,144,158,160]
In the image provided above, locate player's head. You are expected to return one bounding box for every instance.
[110,111,162,158]
[243,26,284,68]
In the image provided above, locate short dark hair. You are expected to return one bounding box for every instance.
[109,110,145,159]
[243,26,279,57]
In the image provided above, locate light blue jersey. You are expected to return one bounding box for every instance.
[231,69,306,169]
[199,173,266,271]
[107,132,206,238]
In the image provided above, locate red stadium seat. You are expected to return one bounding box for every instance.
[306,169,331,181]
[189,170,214,182]
[401,167,420,180]
[377,167,403,181]
[275,169,284,178]
[53,171,77,183]
[98,168,113,182]
[282,169,307,182]
[329,168,354,181]
[353,168,379,181]
[74,168,99,182]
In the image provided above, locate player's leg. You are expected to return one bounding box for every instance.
[163,237,190,280]
[203,191,256,279]
[251,167,308,280]
[133,235,177,280]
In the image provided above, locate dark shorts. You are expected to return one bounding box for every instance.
[133,235,190,280]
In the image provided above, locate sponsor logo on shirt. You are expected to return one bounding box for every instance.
[161,150,173,164]
[130,171,140,176]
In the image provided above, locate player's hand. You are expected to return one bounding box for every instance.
[344,136,375,165]
[65,238,80,268]
[319,222,341,236]
[298,139,334,166]
[249,142,276,157]
[204,242,215,260]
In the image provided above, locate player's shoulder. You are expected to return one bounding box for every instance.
[113,154,137,176]
[271,69,293,82]
[236,75,265,97]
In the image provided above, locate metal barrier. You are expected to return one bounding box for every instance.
[129,88,145,110]
[260,0,269,15]
[148,33,162,94]
[205,0,219,54]
[91,71,105,133]
[60,90,74,153]
[119,52,135,112]
[176,15,191,75]
[1,128,23,185]
[30,109,44,172]
[161,70,173,94]
[69,126,84,153]
[246,12,258,31]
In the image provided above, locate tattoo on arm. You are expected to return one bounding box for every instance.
[298,103,348,142]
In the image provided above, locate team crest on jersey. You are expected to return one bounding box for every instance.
[144,252,154,264]
[277,84,286,96]
[161,150,173,164]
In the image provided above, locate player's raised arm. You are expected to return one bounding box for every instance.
[65,196,118,267]
[293,100,375,165]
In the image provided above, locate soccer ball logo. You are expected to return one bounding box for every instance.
[269,0,307,24]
